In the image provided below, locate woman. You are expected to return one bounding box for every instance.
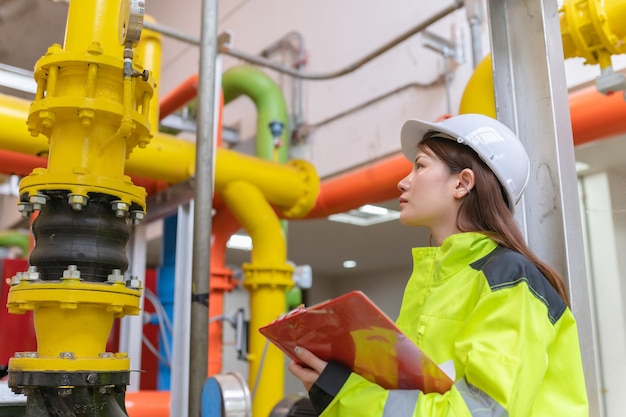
[289,114,589,416]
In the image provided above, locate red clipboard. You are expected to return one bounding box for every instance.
[258,290,453,393]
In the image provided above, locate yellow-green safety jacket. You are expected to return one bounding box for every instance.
[309,232,589,416]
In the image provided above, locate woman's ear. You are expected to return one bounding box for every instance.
[455,168,475,197]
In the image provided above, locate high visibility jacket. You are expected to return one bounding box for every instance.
[310,232,589,417]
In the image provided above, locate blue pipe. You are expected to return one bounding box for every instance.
[156,213,178,390]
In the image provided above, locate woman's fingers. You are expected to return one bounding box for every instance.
[294,346,328,373]
[288,360,319,392]
[287,347,329,392]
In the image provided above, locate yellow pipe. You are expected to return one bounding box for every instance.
[0,93,192,185]
[64,0,124,55]
[462,0,626,115]
[135,15,162,134]
[458,55,496,117]
[21,0,155,209]
[220,181,293,417]
[216,148,319,218]
[7,0,153,379]
[0,94,48,156]
[559,0,626,69]
[0,93,319,218]
[8,278,139,372]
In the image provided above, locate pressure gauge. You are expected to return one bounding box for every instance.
[119,0,145,46]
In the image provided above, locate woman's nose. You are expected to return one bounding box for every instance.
[397,174,410,192]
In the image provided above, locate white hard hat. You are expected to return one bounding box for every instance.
[400,114,530,211]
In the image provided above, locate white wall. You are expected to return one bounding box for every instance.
[579,170,626,417]
[148,1,480,178]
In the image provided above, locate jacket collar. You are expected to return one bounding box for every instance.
[411,232,498,282]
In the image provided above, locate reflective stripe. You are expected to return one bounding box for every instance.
[456,377,508,417]
[382,390,420,417]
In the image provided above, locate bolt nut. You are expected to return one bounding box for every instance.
[126,278,142,289]
[20,273,34,281]
[17,202,32,213]
[21,266,40,281]
[59,352,75,359]
[68,194,89,211]
[130,210,145,225]
[11,272,23,285]
[29,194,48,211]
[111,201,129,218]
[62,265,81,279]
[14,351,38,358]
[107,269,125,283]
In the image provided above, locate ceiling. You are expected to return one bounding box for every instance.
[2,0,626,286]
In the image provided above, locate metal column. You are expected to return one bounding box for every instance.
[120,223,149,391]
[486,0,600,415]
[171,202,195,417]
[189,0,219,415]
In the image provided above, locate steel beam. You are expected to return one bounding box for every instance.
[486,0,600,414]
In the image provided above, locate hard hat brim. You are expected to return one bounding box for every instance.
[400,119,460,162]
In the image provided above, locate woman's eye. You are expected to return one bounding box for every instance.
[414,163,423,170]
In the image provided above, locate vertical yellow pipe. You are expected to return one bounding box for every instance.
[136,15,162,134]
[221,181,294,417]
[21,0,152,207]
[63,0,124,55]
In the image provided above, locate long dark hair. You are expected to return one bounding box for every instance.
[420,135,570,305]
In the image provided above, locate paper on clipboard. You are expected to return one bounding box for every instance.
[258,290,453,393]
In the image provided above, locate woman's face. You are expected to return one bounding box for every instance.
[397,146,461,232]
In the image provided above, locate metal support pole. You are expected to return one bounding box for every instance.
[486,0,601,415]
[190,0,218,415]
[171,202,194,417]
[120,223,149,391]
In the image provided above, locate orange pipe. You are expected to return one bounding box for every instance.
[305,153,412,218]
[126,391,170,417]
[208,207,240,376]
[305,86,626,218]
[569,85,626,146]
[159,74,199,120]
[0,150,47,176]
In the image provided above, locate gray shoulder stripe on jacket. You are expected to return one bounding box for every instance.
[456,377,508,417]
[471,246,567,324]
[382,390,420,417]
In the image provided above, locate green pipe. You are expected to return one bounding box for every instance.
[222,66,290,163]
[0,231,30,258]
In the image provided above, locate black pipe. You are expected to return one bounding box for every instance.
[28,192,131,282]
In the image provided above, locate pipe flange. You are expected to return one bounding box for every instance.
[8,370,130,389]
[279,159,320,218]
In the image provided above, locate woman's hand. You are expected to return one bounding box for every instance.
[287,346,328,391]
